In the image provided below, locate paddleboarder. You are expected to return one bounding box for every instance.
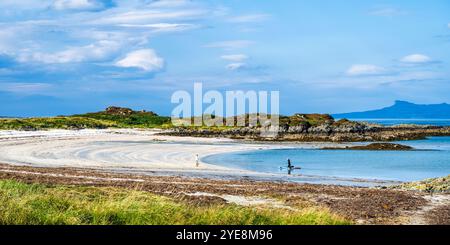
[286,158,301,175]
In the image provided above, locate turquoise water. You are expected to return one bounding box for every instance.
[202,137,450,183]
[345,119,450,126]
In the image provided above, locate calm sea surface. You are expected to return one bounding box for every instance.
[202,137,450,183]
[344,119,450,126]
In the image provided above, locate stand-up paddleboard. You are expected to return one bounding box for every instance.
[279,166,301,170]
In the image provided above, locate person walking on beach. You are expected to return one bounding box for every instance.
[195,154,199,167]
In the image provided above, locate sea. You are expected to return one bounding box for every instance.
[202,119,450,185]
[345,118,450,126]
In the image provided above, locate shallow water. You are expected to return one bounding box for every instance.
[202,137,450,183]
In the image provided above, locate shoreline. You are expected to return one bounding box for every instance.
[0,129,448,224]
[0,128,405,186]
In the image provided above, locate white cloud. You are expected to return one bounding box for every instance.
[400,54,432,64]
[0,0,209,71]
[115,49,164,71]
[0,83,51,94]
[52,0,113,11]
[117,23,198,32]
[92,9,206,25]
[314,69,442,90]
[18,40,120,64]
[227,14,270,23]
[220,54,248,62]
[346,64,387,76]
[0,0,52,9]
[205,40,254,50]
[226,63,246,70]
[147,0,192,8]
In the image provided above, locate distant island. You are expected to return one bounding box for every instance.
[333,101,450,119]
[1,105,450,142]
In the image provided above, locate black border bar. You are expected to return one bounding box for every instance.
[0,225,449,243]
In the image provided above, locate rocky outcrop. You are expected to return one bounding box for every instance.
[161,112,450,142]
[323,143,414,151]
[104,106,157,116]
[105,106,134,116]
[163,122,450,142]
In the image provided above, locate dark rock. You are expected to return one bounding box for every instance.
[104,106,157,116]
[323,143,414,151]
[105,106,134,116]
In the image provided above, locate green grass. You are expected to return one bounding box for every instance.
[72,111,171,128]
[280,113,335,127]
[0,180,350,225]
[0,114,171,130]
[0,112,337,131]
[0,117,118,130]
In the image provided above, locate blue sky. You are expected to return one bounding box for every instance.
[0,0,449,117]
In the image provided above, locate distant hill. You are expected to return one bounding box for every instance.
[333,101,450,119]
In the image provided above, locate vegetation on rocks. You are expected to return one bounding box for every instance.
[280,113,335,127]
[72,106,171,128]
[392,175,450,193]
[0,107,171,130]
[0,117,116,130]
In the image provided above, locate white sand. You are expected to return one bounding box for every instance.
[0,129,394,185]
[0,129,284,172]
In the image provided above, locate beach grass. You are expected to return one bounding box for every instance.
[0,117,116,130]
[72,110,171,128]
[0,115,169,130]
[0,107,171,130]
[0,180,350,225]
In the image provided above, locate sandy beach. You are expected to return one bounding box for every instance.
[0,129,370,184]
[0,129,286,171]
[0,129,448,225]
[0,129,246,170]
[0,129,408,186]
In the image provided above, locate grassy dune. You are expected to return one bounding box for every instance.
[0,180,350,225]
